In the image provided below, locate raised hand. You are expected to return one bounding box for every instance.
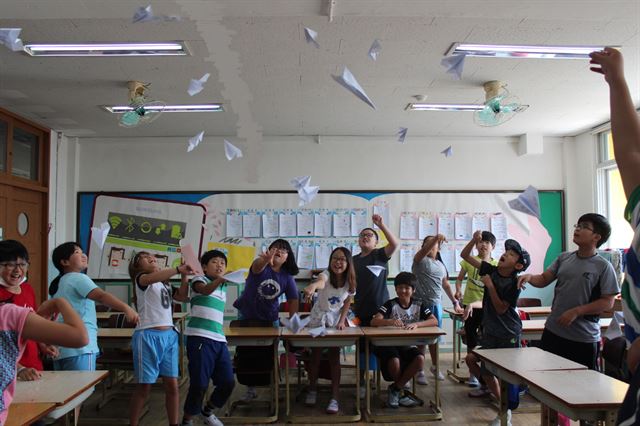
[589,47,625,84]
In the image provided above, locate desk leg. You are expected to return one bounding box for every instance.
[273,341,279,420]
[435,340,440,409]
[355,340,360,418]
[285,343,290,419]
[500,379,508,426]
[605,409,617,425]
[365,341,371,418]
[447,315,467,383]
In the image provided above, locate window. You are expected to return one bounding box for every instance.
[596,129,633,248]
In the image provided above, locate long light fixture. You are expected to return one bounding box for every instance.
[103,104,223,113]
[407,103,485,111]
[23,42,188,57]
[446,43,616,59]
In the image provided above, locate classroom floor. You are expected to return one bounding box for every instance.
[72,352,580,426]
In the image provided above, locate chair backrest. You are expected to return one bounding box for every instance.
[230,319,276,386]
[517,298,542,307]
[602,336,628,381]
[108,313,137,328]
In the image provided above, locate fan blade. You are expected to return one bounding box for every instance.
[120,111,141,127]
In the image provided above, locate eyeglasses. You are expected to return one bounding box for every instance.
[359,232,376,239]
[0,262,29,271]
[331,257,348,263]
[573,223,594,232]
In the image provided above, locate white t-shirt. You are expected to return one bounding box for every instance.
[135,274,174,330]
[308,271,355,328]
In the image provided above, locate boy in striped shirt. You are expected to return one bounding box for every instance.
[181,250,234,426]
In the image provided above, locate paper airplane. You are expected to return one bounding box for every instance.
[440,53,466,80]
[224,139,243,160]
[132,5,155,23]
[179,240,204,276]
[332,67,376,110]
[187,131,204,153]
[90,222,110,249]
[222,269,249,284]
[0,28,24,52]
[603,312,624,340]
[508,185,541,219]
[308,325,328,337]
[187,73,210,96]
[368,39,382,61]
[290,176,319,206]
[397,127,408,144]
[304,27,320,48]
[441,145,453,157]
[290,175,312,190]
[366,265,386,277]
[281,313,311,334]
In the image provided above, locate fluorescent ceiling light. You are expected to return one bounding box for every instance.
[103,104,223,113]
[446,43,617,59]
[23,42,188,57]
[407,103,485,111]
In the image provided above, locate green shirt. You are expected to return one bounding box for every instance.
[461,256,498,305]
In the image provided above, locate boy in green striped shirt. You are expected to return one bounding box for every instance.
[181,250,234,426]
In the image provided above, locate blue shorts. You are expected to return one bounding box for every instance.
[132,328,179,383]
[425,304,443,328]
[53,353,97,371]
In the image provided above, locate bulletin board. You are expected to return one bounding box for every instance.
[78,190,564,280]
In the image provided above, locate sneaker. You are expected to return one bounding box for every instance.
[468,386,491,398]
[359,385,367,399]
[403,382,411,390]
[467,375,480,387]
[488,409,512,426]
[326,398,339,414]
[241,386,258,401]
[387,385,400,409]
[305,390,317,406]
[415,370,428,385]
[398,393,421,408]
[430,366,445,381]
[202,412,224,426]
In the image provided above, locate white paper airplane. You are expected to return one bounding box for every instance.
[332,67,376,110]
[187,73,210,96]
[0,28,23,52]
[222,269,249,284]
[397,127,408,144]
[440,53,466,80]
[281,313,312,334]
[441,145,453,157]
[368,39,382,61]
[187,131,204,153]
[90,222,110,249]
[508,185,541,219]
[304,27,320,48]
[224,139,243,160]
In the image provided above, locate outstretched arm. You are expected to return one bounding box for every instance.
[590,48,640,198]
[373,214,399,258]
[460,231,482,269]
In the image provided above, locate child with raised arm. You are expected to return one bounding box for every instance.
[412,234,460,384]
[181,250,234,426]
[49,242,139,371]
[454,231,497,387]
[0,298,88,424]
[590,46,640,426]
[518,213,618,370]
[128,252,192,426]
[462,231,529,426]
[371,272,437,409]
[233,238,299,400]
[301,247,356,414]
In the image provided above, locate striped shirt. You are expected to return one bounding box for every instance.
[623,186,640,345]
[185,275,226,343]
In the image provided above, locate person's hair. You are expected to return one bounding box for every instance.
[578,213,611,248]
[128,251,154,308]
[360,227,379,241]
[423,235,450,275]
[201,249,227,267]
[49,242,81,296]
[268,239,299,275]
[481,231,497,247]
[327,247,356,293]
[394,271,417,289]
[0,240,29,263]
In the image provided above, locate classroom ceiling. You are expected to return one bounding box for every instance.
[0,0,638,139]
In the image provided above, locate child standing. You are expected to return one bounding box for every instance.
[0,240,58,381]
[370,272,437,409]
[181,250,235,426]
[302,247,356,414]
[0,298,88,424]
[412,234,460,384]
[128,251,192,426]
[233,239,299,401]
[49,242,139,371]
[462,231,529,426]
[453,231,497,387]
[518,213,619,370]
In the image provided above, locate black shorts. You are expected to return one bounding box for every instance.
[374,346,423,382]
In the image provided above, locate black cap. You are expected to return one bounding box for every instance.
[504,239,530,271]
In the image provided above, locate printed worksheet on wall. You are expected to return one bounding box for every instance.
[454,213,472,240]
[419,212,437,240]
[400,212,419,240]
[297,241,315,270]
[297,211,314,237]
[438,213,454,241]
[314,211,332,237]
[279,211,297,237]
[242,213,261,238]
[491,213,508,240]
[400,245,417,272]
[262,211,279,238]
[373,202,390,230]
[351,209,368,236]
[314,242,331,270]
[226,211,242,237]
[472,213,490,232]
[333,211,351,237]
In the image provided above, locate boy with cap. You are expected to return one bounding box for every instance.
[461,231,529,425]
[518,213,619,370]
[370,272,437,409]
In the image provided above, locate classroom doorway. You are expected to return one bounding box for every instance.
[0,108,51,303]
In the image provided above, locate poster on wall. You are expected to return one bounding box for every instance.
[86,194,206,279]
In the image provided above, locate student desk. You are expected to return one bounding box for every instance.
[472,347,587,426]
[443,307,466,383]
[522,318,612,340]
[362,326,446,422]
[519,306,552,318]
[280,327,364,423]
[6,402,56,426]
[222,326,280,424]
[519,369,628,425]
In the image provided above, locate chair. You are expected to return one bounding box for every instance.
[517,298,542,307]
[602,336,628,381]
